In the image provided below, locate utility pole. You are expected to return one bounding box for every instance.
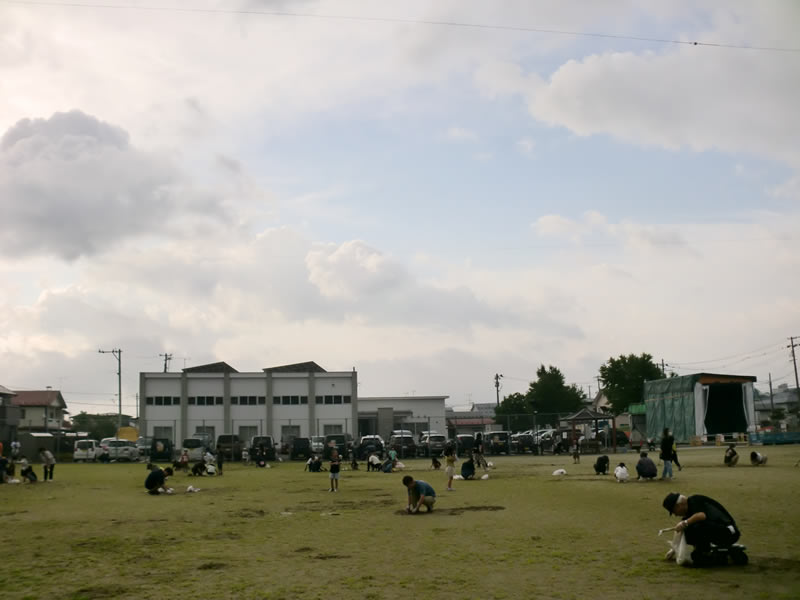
[769,372,774,412]
[494,373,503,406]
[789,337,800,405]
[661,358,666,376]
[159,353,173,373]
[99,348,122,435]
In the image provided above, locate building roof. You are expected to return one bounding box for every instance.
[183,361,239,373]
[11,390,67,408]
[0,384,17,396]
[563,407,608,422]
[263,361,327,373]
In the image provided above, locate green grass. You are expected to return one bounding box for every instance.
[1,446,799,599]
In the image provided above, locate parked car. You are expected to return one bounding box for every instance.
[310,436,325,454]
[136,436,153,458]
[455,434,475,456]
[290,437,312,460]
[191,432,215,451]
[73,439,100,462]
[216,434,243,460]
[99,438,139,461]
[357,435,385,459]
[324,433,354,458]
[388,434,417,459]
[596,429,630,448]
[418,433,447,457]
[150,438,175,461]
[249,435,276,461]
[486,431,512,455]
[511,430,534,454]
[181,438,205,461]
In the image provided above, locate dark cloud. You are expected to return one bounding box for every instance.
[0,110,226,260]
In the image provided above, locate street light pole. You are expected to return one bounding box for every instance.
[99,348,122,435]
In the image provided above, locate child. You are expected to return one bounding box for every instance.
[21,464,38,483]
[329,449,340,492]
[571,438,580,464]
[367,452,381,472]
[39,447,56,481]
[750,451,767,466]
[614,462,629,482]
[216,449,224,476]
[444,447,457,491]
[242,448,250,465]
[724,444,739,467]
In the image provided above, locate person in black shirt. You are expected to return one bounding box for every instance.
[145,467,174,495]
[328,449,340,492]
[663,492,741,562]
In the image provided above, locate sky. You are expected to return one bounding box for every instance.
[1,0,799,417]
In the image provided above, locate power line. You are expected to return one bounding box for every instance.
[665,341,784,367]
[4,0,800,53]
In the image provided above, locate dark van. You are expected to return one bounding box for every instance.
[216,434,243,460]
[150,438,174,461]
[249,435,276,461]
[324,433,354,458]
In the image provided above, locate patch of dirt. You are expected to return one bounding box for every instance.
[314,553,350,560]
[5,510,29,516]
[202,531,241,540]
[294,546,314,553]
[229,508,264,518]
[71,584,127,599]
[198,562,226,570]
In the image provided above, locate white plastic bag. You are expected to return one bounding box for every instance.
[667,531,693,566]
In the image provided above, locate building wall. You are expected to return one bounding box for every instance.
[140,369,356,445]
[359,396,447,439]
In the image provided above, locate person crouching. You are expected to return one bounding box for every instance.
[145,467,174,495]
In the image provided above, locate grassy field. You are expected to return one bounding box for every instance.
[1,445,799,600]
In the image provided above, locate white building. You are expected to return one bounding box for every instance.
[358,396,448,441]
[139,361,358,446]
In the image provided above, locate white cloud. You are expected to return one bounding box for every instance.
[516,137,535,155]
[0,110,228,260]
[445,126,478,142]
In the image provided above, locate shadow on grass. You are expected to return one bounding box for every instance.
[394,505,506,516]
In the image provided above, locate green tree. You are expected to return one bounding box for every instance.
[494,392,533,431]
[598,353,664,415]
[71,412,123,440]
[528,365,585,421]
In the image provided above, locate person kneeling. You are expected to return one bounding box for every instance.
[750,451,767,466]
[663,492,743,566]
[145,466,174,495]
[403,475,436,513]
[636,452,658,481]
[460,457,476,480]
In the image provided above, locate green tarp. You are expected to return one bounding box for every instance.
[644,375,699,443]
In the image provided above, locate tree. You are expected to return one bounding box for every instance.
[71,412,127,440]
[598,353,664,415]
[494,392,533,431]
[528,365,585,422]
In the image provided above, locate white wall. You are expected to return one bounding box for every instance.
[359,396,446,432]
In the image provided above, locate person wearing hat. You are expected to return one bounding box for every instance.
[662,492,741,563]
[724,443,739,467]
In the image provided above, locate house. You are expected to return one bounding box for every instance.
[445,402,497,436]
[11,388,69,433]
[0,384,21,446]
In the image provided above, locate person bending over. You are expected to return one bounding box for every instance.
[145,466,174,495]
[636,452,658,480]
[403,475,436,513]
[663,492,741,564]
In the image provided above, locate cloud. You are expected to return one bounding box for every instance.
[445,126,478,142]
[0,111,228,260]
[474,5,800,167]
[516,137,535,155]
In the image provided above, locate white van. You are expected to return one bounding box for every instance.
[73,439,100,462]
[100,438,139,461]
[181,438,205,461]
